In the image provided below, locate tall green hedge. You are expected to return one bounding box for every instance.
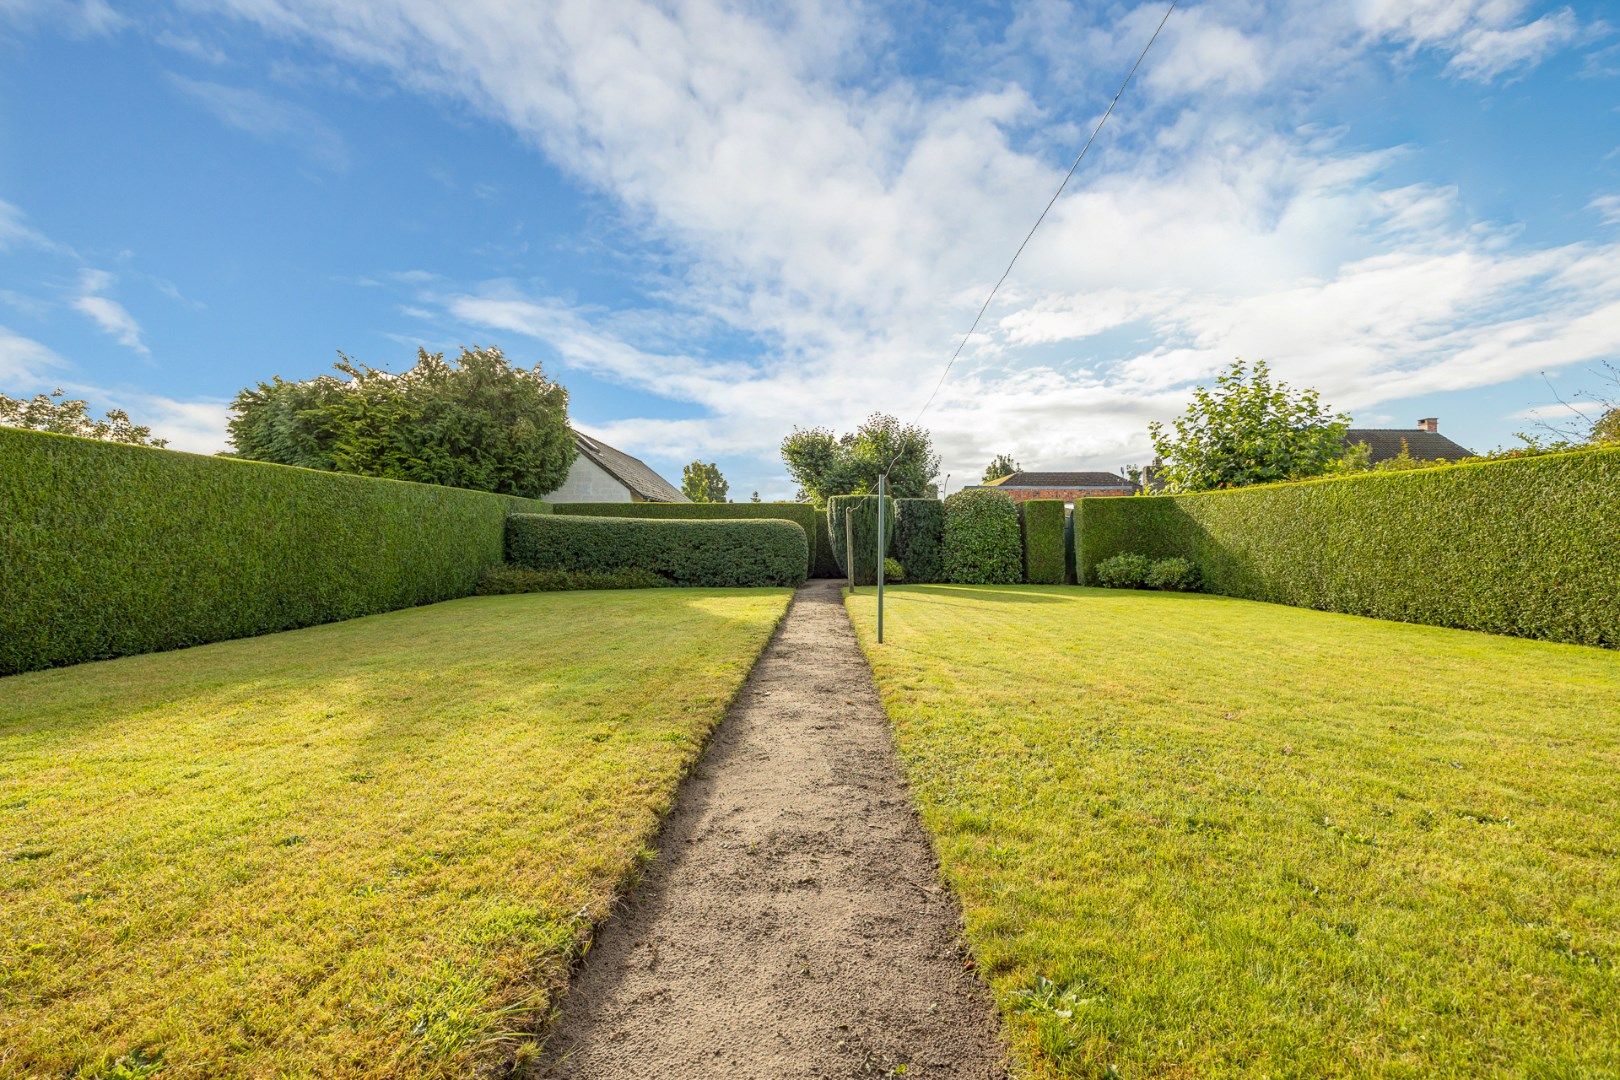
[551,501,837,578]
[1075,446,1620,647]
[1020,500,1067,585]
[894,498,946,583]
[827,495,896,586]
[0,428,546,675]
[943,488,1022,585]
[507,514,806,587]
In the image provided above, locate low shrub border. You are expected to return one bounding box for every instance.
[552,501,837,578]
[1076,445,1620,647]
[0,427,544,675]
[507,514,807,587]
[943,488,1021,585]
[827,495,896,586]
[475,566,668,593]
[894,498,945,583]
[1019,500,1067,585]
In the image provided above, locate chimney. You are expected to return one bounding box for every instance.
[1417,417,1438,433]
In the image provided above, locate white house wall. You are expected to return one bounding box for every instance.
[549,454,634,502]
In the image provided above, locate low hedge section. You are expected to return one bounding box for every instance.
[0,427,545,675]
[943,488,1022,585]
[894,498,945,583]
[827,495,896,586]
[507,514,806,587]
[1075,446,1620,647]
[1020,500,1067,585]
[552,501,837,578]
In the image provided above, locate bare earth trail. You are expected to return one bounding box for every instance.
[538,580,1007,1079]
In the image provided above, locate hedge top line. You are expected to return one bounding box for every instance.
[2,424,554,506]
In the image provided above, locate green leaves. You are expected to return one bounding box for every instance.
[943,489,1021,585]
[0,388,168,447]
[506,514,807,588]
[1148,359,1350,492]
[827,494,896,585]
[227,346,575,499]
[680,460,730,502]
[780,412,940,504]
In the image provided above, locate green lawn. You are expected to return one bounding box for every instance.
[848,585,1620,1078]
[0,588,789,1079]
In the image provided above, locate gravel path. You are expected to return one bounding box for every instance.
[537,579,1007,1079]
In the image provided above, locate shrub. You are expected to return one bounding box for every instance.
[1145,557,1200,591]
[1020,500,1067,585]
[894,498,945,583]
[0,428,545,675]
[943,489,1021,585]
[552,501,836,578]
[883,557,906,583]
[1075,446,1620,647]
[827,495,896,586]
[506,514,806,588]
[1095,553,1152,588]
[475,566,668,594]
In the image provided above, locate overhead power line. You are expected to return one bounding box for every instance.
[909,0,1179,426]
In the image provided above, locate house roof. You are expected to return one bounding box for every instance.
[573,429,688,502]
[982,470,1138,490]
[1343,429,1474,463]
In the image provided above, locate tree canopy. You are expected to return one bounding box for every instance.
[983,453,1020,482]
[681,460,730,502]
[1148,360,1349,492]
[780,413,940,504]
[227,346,575,499]
[1,389,168,447]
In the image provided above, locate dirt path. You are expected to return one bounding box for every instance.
[537,579,1007,1079]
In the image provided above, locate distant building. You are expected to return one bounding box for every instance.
[972,470,1138,505]
[1343,417,1474,463]
[548,429,688,503]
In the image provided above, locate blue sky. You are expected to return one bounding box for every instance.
[2,0,1617,498]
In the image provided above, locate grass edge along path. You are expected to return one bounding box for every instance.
[0,588,791,1079]
[848,585,1620,1078]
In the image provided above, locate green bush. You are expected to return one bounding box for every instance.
[475,566,668,594]
[551,501,836,578]
[506,514,806,588]
[883,557,906,583]
[1020,500,1067,585]
[1145,556,1200,591]
[894,498,945,583]
[1076,446,1620,646]
[943,489,1021,585]
[1096,553,1152,588]
[0,427,545,675]
[827,495,896,586]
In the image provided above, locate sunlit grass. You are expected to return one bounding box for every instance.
[1,588,789,1078]
[849,585,1620,1078]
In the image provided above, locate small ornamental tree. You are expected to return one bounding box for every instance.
[983,453,1020,482]
[942,488,1021,584]
[1,388,167,447]
[1148,359,1349,492]
[780,413,940,504]
[681,460,730,503]
[227,345,575,498]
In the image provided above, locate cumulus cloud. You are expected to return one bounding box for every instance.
[0,324,68,384]
[183,0,1608,483]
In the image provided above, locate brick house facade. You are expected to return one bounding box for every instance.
[972,471,1139,504]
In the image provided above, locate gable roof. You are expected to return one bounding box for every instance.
[573,429,688,502]
[982,471,1138,490]
[1343,429,1474,463]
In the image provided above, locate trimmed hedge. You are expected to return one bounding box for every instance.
[943,488,1022,585]
[507,514,806,587]
[552,501,837,578]
[827,495,896,586]
[1076,446,1620,647]
[894,498,945,583]
[0,427,546,675]
[1020,500,1067,585]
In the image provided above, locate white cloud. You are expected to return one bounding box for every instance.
[168,74,350,170]
[1592,194,1620,225]
[0,0,127,36]
[72,268,149,355]
[181,0,1608,481]
[0,198,73,256]
[0,324,68,384]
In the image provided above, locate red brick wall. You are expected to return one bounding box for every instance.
[999,487,1134,502]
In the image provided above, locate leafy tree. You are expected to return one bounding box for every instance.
[1148,360,1349,492]
[227,345,575,498]
[0,388,168,447]
[749,491,762,503]
[681,460,730,503]
[983,453,1020,482]
[780,412,940,505]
